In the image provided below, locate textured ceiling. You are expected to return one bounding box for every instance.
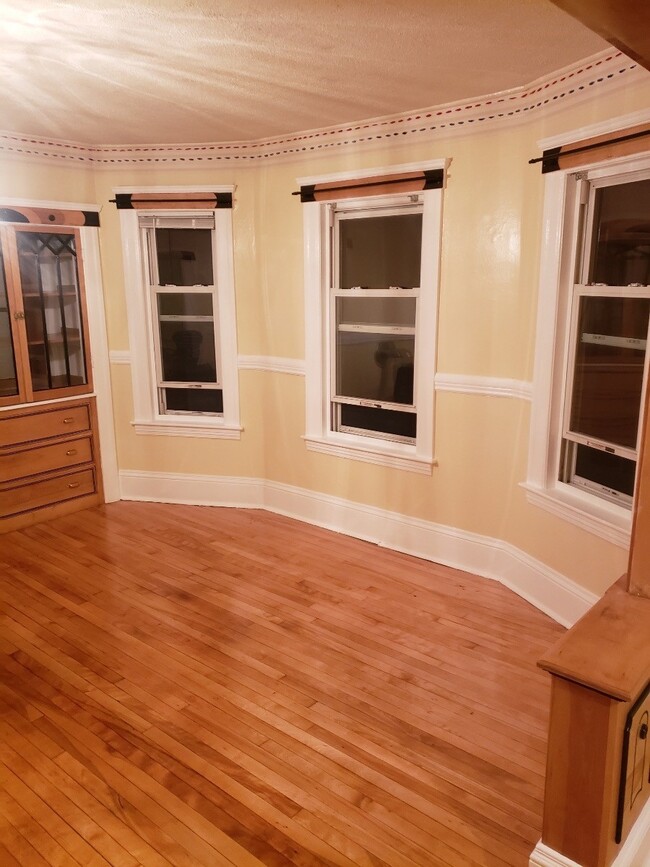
[0,0,609,146]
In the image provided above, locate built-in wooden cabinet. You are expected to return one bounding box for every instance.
[538,583,650,867]
[0,211,103,531]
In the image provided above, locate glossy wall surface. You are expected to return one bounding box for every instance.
[3,69,650,602]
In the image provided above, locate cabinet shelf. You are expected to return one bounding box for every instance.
[28,339,82,348]
[22,288,78,299]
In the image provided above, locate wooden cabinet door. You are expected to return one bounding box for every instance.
[0,225,93,405]
[0,225,29,406]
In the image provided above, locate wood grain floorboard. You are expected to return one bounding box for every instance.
[0,502,564,865]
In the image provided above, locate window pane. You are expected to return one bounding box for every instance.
[17,232,87,392]
[573,443,636,499]
[340,404,416,439]
[159,321,217,382]
[155,228,213,286]
[158,293,213,317]
[0,248,18,397]
[163,387,223,414]
[338,297,416,327]
[569,296,648,449]
[589,179,650,285]
[337,333,414,404]
[339,213,422,289]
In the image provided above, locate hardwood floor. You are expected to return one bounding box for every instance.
[0,502,563,866]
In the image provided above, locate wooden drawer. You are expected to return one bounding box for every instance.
[0,436,93,483]
[0,468,96,517]
[0,403,91,447]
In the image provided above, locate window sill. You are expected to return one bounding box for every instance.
[521,481,631,548]
[132,419,242,439]
[304,435,434,474]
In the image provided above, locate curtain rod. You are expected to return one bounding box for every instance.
[292,169,444,200]
[530,128,650,170]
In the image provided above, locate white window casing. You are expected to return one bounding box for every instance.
[117,186,241,438]
[301,160,447,474]
[525,120,650,547]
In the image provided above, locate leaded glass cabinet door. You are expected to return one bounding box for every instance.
[14,227,92,400]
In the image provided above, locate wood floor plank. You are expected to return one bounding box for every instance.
[0,501,563,865]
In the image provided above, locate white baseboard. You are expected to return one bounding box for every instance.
[529,842,582,867]
[119,471,264,509]
[529,796,650,866]
[119,470,597,627]
[611,796,650,867]
[528,840,581,867]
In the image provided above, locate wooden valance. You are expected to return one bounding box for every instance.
[112,192,232,210]
[0,205,100,227]
[532,123,650,173]
[294,168,444,203]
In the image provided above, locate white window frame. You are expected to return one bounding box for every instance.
[301,161,446,474]
[118,186,241,438]
[525,114,650,547]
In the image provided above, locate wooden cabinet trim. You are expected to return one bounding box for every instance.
[0,467,96,516]
[538,582,650,702]
[0,402,91,447]
[0,434,93,482]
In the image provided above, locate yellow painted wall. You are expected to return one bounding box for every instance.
[3,72,650,599]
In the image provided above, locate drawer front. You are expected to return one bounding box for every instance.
[0,469,96,517]
[0,404,91,447]
[0,436,93,483]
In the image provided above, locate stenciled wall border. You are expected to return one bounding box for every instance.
[0,50,644,167]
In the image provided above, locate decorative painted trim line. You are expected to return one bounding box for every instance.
[0,51,642,167]
[109,350,132,365]
[131,421,242,439]
[435,373,532,400]
[238,355,306,375]
[119,470,598,627]
[523,483,631,549]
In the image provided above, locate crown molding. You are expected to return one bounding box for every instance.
[0,51,644,169]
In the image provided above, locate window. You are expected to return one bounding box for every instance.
[527,151,650,543]
[333,205,421,444]
[142,217,223,417]
[301,162,445,472]
[118,188,240,438]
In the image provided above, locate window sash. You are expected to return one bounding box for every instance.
[562,440,635,507]
[143,223,224,417]
[562,285,650,458]
[328,200,422,444]
[333,402,417,445]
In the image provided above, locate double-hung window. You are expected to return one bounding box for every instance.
[332,203,421,443]
[142,216,223,416]
[117,187,240,438]
[301,162,445,473]
[527,137,650,543]
[559,173,650,507]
